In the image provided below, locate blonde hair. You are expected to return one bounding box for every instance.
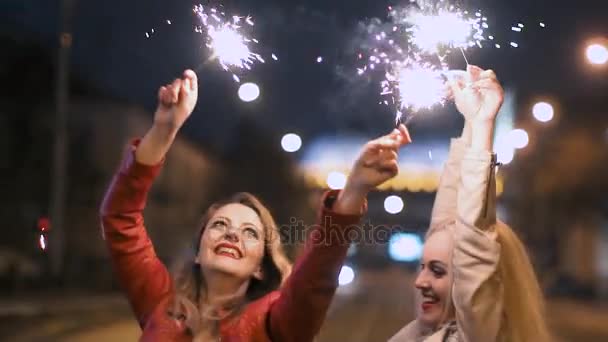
[495,222,550,342]
[169,192,292,340]
[424,222,550,341]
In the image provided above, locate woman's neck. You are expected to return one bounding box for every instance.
[203,271,249,309]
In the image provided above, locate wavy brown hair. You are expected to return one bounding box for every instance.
[169,192,292,339]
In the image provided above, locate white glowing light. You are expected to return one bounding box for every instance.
[510,42,519,48]
[540,22,546,28]
[281,133,302,153]
[495,132,516,165]
[327,172,347,190]
[532,102,554,122]
[586,44,608,65]
[208,25,252,67]
[496,144,515,165]
[388,233,423,262]
[338,266,355,286]
[194,5,265,81]
[237,82,260,102]
[509,129,529,149]
[316,56,323,63]
[384,195,404,214]
[407,9,484,54]
[39,234,47,251]
[393,62,446,111]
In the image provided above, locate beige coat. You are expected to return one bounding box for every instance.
[389,139,502,342]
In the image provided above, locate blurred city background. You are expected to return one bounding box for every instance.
[1,0,607,340]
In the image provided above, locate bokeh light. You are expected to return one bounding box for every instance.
[509,129,529,149]
[327,171,347,190]
[281,133,302,153]
[384,195,404,214]
[338,265,355,286]
[586,43,608,65]
[532,102,554,122]
[238,82,260,102]
[388,233,423,262]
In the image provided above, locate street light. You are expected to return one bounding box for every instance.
[532,102,554,123]
[280,133,302,153]
[384,195,404,214]
[327,171,347,190]
[388,233,423,262]
[238,82,260,102]
[509,129,529,149]
[586,43,608,65]
[338,266,355,286]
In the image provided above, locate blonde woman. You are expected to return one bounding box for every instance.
[389,66,550,342]
[101,70,412,341]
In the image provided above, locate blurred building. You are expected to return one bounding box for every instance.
[0,91,221,290]
[65,98,221,288]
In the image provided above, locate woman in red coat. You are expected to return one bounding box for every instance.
[100,70,411,341]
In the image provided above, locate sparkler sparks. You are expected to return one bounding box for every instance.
[392,61,446,111]
[193,4,266,81]
[354,1,549,123]
[356,4,486,119]
[405,9,485,54]
[380,59,448,124]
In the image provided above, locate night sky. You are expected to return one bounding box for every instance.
[1,0,607,149]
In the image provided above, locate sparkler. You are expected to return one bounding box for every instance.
[193,4,266,82]
[354,1,548,124]
[393,61,446,111]
[405,9,485,55]
[357,4,486,123]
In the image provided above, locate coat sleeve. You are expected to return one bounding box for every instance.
[429,138,467,231]
[100,140,173,328]
[452,148,503,342]
[268,190,364,342]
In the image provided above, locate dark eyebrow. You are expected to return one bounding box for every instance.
[428,260,448,269]
[241,222,262,233]
[214,216,261,232]
[213,216,231,224]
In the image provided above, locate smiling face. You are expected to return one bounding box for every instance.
[196,203,266,282]
[414,229,454,328]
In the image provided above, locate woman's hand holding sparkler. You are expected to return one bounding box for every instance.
[448,65,504,123]
[154,69,199,132]
[448,65,504,152]
[334,124,412,214]
[135,70,199,165]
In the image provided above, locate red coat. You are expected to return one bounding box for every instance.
[100,142,364,341]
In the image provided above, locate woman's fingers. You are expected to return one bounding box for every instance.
[370,128,411,151]
[179,79,190,100]
[183,69,198,91]
[158,86,168,105]
[472,78,502,92]
[367,136,401,151]
[479,69,497,81]
[378,159,399,176]
[467,65,484,82]
[397,124,412,145]
[362,148,398,168]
